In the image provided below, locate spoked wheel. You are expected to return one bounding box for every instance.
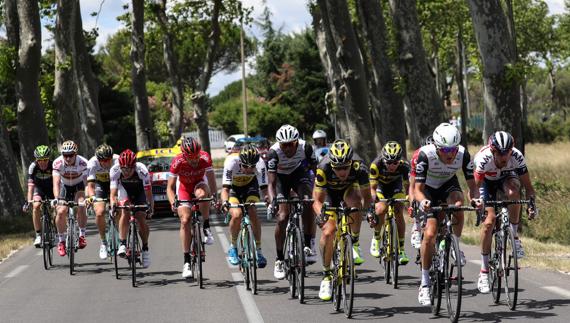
[342,236,355,318]
[284,231,296,298]
[381,223,391,284]
[445,235,462,323]
[238,228,249,289]
[67,223,75,275]
[41,215,53,270]
[389,218,399,289]
[490,232,502,304]
[194,223,204,289]
[247,225,258,295]
[430,245,443,315]
[108,223,119,279]
[129,223,140,288]
[332,243,342,312]
[294,226,306,303]
[503,227,519,310]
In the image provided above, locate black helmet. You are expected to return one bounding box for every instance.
[239,144,260,167]
[488,131,514,154]
[329,139,353,167]
[95,144,113,160]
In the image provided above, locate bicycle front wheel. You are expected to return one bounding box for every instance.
[332,241,342,311]
[381,223,391,284]
[129,222,138,287]
[246,224,258,295]
[445,235,462,323]
[390,218,399,289]
[108,220,120,279]
[294,226,305,303]
[342,236,355,318]
[430,242,443,315]
[490,231,502,304]
[503,227,519,310]
[194,223,204,289]
[41,214,52,270]
[67,222,75,275]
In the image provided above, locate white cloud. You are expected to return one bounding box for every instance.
[545,0,567,15]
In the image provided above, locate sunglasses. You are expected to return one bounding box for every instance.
[36,158,49,162]
[62,154,75,159]
[332,164,351,171]
[493,149,512,156]
[279,142,296,148]
[120,166,134,171]
[98,158,112,163]
[385,160,399,165]
[438,146,459,154]
[241,164,256,169]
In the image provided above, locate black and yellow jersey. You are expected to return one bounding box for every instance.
[315,155,369,191]
[369,157,410,185]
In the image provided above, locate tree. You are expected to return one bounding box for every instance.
[467,0,521,147]
[0,121,24,218]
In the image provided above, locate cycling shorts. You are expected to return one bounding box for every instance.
[176,175,209,204]
[229,181,260,204]
[480,173,520,202]
[33,185,54,201]
[325,183,361,223]
[276,167,312,200]
[421,176,462,219]
[94,182,111,199]
[376,179,405,201]
[59,182,85,202]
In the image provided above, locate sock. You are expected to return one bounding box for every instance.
[276,249,284,261]
[58,234,65,243]
[373,230,381,240]
[120,239,127,246]
[184,252,191,264]
[203,219,210,229]
[256,240,261,248]
[142,244,148,251]
[481,254,489,271]
[399,239,405,249]
[36,231,41,235]
[231,235,237,245]
[421,269,430,287]
[510,223,518,237]
[79,228,86,237]
[323,266,331,277]
[352,232,360,244]
[413,220,421,231]
[305,234,312,248]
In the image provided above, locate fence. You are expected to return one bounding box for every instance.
[183,129,226,148]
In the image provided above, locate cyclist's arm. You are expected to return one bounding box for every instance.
[26,163,36,202]
[466,178,479,200]
[519,172,536,198]
[368,160,379,200]
[166,176,177,205]
[110,188,118,208]
[206,169,217,198]
[408,176,416,203]
[260,186,269,203]
[145,188,154,212]
[414,182,428,203]
[312,186,326,217]
[266,149,278,202]
[52,173,61,200]
[86,181,96,198]
[221,186,230,203]
[268,172,277,202]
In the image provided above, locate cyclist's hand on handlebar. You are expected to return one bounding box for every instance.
[22,201,32,213]
[420,199,431,212]
[528,197,538,220]
[50,199,59,208]
[366,211,378,228]
[171,199,179,213]
[221,200,230,214]
[470,198,483,209]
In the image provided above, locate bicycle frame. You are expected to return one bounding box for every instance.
[56,200,84,275]
[377,198,408,288]
[114,204,148,287]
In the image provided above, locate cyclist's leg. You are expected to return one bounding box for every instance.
[194,181,211,226]
[117,186,130,241]
[31,187,45,233]
[480,179,498,272]
[274,175,291,262]
[55,185,70,240]
[74,183,87,236]
[373,191,388,232]
[419,186,440,287]
[444,176,464,237]
[344,184,363,236]
[94,183,109,241]
[392,180,407,243]
[503,176,522,236]
[244,184,262,244]
[294,173,315,250]
[320,212,337,270]
[135,211,149,245]
[228,196,244,245]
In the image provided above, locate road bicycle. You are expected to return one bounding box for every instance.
[428,204,476,323]
[376,198,408,289]
[56,200,85,275]
[177,197,213,288]
[91,198,120,279]
[276,197,313,303]
[114,204,149,287]
[39,199,56,270]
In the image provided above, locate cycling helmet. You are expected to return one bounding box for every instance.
[34,145,51,159]
[312,130,327,140]
[489,131,514,154]
[381,141,403,161]
[95,144,113,160]
[119,149,136,167]
[329,139,353,167]
[239,144,260,167]
[60,140,78,154]
[432,123,461,148]
[276,124,299,143]
[181,136,201,159]
[423,135,434,146]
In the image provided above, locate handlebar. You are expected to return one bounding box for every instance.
[56,200,85,208]
[376,198,409,205]
[176,197,214,205]
[114,204,149,211]
[275,198,314,204]
[228,202,267,208]
[430,205,477,212]
[483,200,532,206]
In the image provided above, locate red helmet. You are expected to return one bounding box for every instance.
[181,137,201,159]
[119,149,136,167]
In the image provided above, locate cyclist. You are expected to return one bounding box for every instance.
[23,145,54,247]
[472,131,537,294]
[267,124,318,279]
[109,149,153,268]
[312,140,372,301]
[408,135,435,249]
[52,140,89,257]
[368,141,411,265]
[85,144,118,259]
[166,137,218,278]
[312,129,329,163]
[414,123,477,306]
[221,144,269,268]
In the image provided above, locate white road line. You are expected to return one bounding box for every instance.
[5,265,29,278]
[542,286,570,299]
[469,260,482,266]
[232,272,264,323]
[36,251,42,256]
[216,227,237,269]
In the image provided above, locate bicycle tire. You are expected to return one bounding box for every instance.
[390,217,399,289]
[68,218,75,275]
[294,226,305,303]
[430,240,443,315]
[282,229,295,298]
[503,227,518,310]
[130,222,138,287]
[381,222,391,284]
[342,235,355,318]
[240,226,250,290]
[332,241,342,311]
[490,230,502,304]
[445,235,462,323]
[247,224,258,295]
[41,210,52,270]
[108,218,120,279]
[195,223,204,289]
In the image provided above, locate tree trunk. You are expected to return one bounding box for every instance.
[192,0,222,154]
[319,0,375,162]
[389,0,445,148]
[130,0,154,150]
[74,1,103,154]
[3,0,19,48]
[456,26,469,148]
[310,3,350,140]
[356,0,406,153]
[54,0,82,148]
[466,0,521,148]
[0,122,25,218]
[152,0,184,145]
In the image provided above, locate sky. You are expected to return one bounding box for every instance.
[38,0,570,96]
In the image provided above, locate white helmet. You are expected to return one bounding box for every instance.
[276,124,299,143]
[60,140,78,154]
[312,129,327,140]
[432,123,461,148]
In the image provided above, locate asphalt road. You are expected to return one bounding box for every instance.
[2,210,570,323]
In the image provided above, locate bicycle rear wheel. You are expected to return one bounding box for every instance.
[294,226,305,303]
[246,224,258,295]
[342,236,355,318]
[490,231,502,304]
[129,222,138,287]
[503,227,518,310]
[445,235,462,323]
[390,218,399,289]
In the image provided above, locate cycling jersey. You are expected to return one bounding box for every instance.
[369,157,410,185]
[415,144,474,189]
[52,155,89,186]
[169,151,213,186]
[87,154,119,184]
[267,139,316,175]
[222,154,268,188]
[315,155,369,192]
[27,161,54,199]
[110,162,151,204]
[473,145,528,181]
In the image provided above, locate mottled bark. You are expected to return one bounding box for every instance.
[319,0,375,162]
[152,0,184,145]
[74,2,103,154]
[54,0,82,148]
[0,122,25,218]
[466,0,521,148]
[130,0,154,150]
[456,26,469,148]
[3,0,19,48]
[356,0,406,153]
[192,0,222,154]
[389,0,445,148]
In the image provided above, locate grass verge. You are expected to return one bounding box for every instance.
[0,233,32,263]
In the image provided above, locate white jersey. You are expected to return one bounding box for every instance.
[415,144,474,189]
[222,154,268,187]
[267,139,316,175]
[52,155,88,186]
[109,162,151,191]
[87,154,119,183]
[473,145,528,181]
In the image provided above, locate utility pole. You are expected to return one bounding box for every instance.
[240,16,248,137]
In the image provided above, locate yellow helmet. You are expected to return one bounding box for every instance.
[381,141,402,161]
[329,139,353,167]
